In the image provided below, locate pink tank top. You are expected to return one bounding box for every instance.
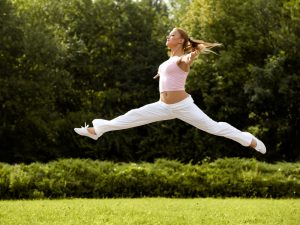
[158,56,189,92]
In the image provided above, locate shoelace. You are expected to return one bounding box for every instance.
[81,122,89,129]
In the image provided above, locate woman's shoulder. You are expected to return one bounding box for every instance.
[176,54,191,64]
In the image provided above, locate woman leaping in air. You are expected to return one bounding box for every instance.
[74,27,266,154]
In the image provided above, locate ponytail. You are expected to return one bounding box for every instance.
[186,37,222,55]
[174,27,222,55]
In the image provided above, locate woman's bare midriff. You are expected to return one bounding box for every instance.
[160,91,189,104]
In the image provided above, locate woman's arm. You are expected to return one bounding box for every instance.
[153,73,159,79]
[180,44,205,69]
[177,45,204,71]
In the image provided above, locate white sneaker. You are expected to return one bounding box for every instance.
[245,132,266,154]
[74,123,98,140]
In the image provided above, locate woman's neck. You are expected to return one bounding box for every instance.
[170,46,184,57]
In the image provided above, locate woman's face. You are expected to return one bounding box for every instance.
[166,29,184,48]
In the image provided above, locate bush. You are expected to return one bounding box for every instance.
[0,158,299,199]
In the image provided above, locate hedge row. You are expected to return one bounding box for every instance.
[0,158,299,199]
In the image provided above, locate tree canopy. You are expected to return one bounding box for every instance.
[0,0,299,163]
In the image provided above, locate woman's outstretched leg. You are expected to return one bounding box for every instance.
[74,101,174,140]
[174,99,266,154]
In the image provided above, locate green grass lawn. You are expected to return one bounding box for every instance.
[0,198,299,225]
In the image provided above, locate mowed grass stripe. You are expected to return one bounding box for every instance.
[0,198,299,225]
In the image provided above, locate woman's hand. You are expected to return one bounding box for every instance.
[190,49,200,61]
[190,44,205,58]
[186,46,202,65]
[153,73,160,79]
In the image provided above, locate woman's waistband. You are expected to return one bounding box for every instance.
[159,95,193,107]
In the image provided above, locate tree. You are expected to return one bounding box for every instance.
[0,0,76,162]
[177,0,300,161]
[2,0,298,163]
[0,0,172,163]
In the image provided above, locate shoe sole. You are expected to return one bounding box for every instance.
[74,128,98,140]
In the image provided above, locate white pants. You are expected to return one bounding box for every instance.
[92,95,252,146]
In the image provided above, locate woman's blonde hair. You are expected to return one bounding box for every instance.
[175,27,222,54]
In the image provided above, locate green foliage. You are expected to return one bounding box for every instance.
[0,158,299,199]
[0,0,299,163]
[0,0,171,163]
[177,0,300,160]
[0,0,78,162]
